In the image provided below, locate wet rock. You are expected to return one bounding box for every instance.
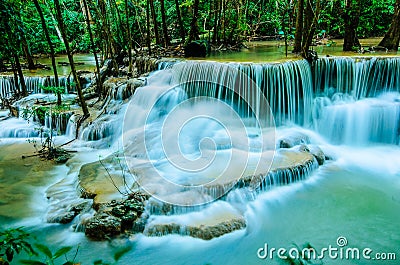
[121,212,138,231]
[10,105,19,117]
[297,144,310,153]
[132,215,148,233]
[84,213,122,241]
[55,154,70,164]
[184,40,210,57]
[188,219,246,240]
[47,201,91,224]
[278,132,310,148]
[111,205,127,217]
[145,218,246,240]
[308,145,326,165]
[79,189,149,240]
[48,211,77,224]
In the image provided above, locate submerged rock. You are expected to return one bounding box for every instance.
[47,201,91,224]
[145,217,246,240]
[308,145,326,165]
[278,131,310,148]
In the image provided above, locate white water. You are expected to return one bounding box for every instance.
[0,75,74,99]
[0,57,399,264]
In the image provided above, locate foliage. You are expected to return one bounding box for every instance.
[0,0,397,64]
[0,227,132,265]
[0,227,37,264]
[20,244,75,265]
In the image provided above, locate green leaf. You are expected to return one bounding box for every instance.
[6,246,14,262]
[34,243,52,259]
[113,245,132,262]
[53,246,73,259]
[20,260,47,265]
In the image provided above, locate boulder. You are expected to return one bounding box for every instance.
[308,145,326,165]
[145,218,246,240]
[278,132,310,148]
[84,213,122,241]
[184,40,210,57]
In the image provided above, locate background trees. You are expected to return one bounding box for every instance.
[0,0,399,70]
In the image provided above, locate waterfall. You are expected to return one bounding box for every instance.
[171,60,313,126]
[313,92,400,145]
[44,111,74,135]
[2,57,399,146]
[314,57,400,99]
[0,75,74,99]
[313,57,400,145]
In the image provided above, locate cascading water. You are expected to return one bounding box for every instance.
[1,57,400,265]
[0,75,74,98]
[313,57,400,145]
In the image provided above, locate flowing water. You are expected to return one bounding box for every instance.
[1,56,400,264]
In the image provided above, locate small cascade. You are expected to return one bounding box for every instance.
[158,59,179,70]
[0,75,74,98]
[0,117,39,138]
[79,100,127,144]
[251,157,318,191]
[314,57,400,99]
[65,114,77,139]
[313,92,400,145]
[0,76,15,99]
[44,111,74,135]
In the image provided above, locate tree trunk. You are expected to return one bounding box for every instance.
[188,0,200,42]
[21,36,36,70]
[212,0,219,44]
[174,0,186,43]
[343,0,361,51]
[293,0,304,53]
[124,0,133,73]
[160,0,170,47]
[96,0,119,77]
[149,0,161,45]
[11,60,21,96]
[146,0,152,54]
[301,0,320,58]
[82,0,103,96]
[13,53,28,97]
[33,0,61,105]
[378,0,400,50]
[54,0,89,117]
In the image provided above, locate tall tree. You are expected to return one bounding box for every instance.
[82,0,103,96]
[0,1,28,97]
[174,0,186,42]
[12,52,28,97]
[53,0,89,117]
[293,0,304,53]
[188,0,201,42]
[125,0,134,73]
[378,0,400,50]
[21,35,36,70]
[160,0,171,47]
[33,0,61,105]
[149,0,161,45]
[146,0,152,54]
[292,0,320,58]
[343,0,361,51]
